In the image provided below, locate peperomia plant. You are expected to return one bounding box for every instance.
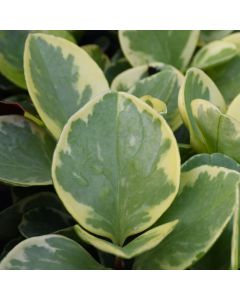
[0,31,240,270]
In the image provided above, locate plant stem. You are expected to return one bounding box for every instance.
[114,256,125,270]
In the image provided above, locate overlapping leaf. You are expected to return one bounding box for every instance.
[0,235,104,270]
[0,115,55,186]
[0,30,76,89]
[134,154,240,269]
[119,30,200,70]
[178,67,226,152]
[24,33,109,139]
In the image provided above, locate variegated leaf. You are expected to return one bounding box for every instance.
[0,235,104,270]
[119,30,200,70]
[24,33,109,139]
[111,63,164,91]
[178,68,226,152]
[128,65,184,131]
[134,154,240,270]
[52,91,180,246]
[206,34,240,104]
[192,40,237,69]
[191,99,240,162]
[0,30,76,89]
[74,220,178,259]
[0,115,55,186]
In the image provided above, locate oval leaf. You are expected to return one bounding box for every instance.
[24,33,109,139]
[134,154,240,269]
[119,30,200,70]
[0,30,76,89]
[0,235,104,270]
[0,115,55,186]
[52,91,180,246]
[192,40,237,69]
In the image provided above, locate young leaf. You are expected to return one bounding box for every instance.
[178,68,226,152]
[0,115,55,186]
[74,220,178,259]
[128,66,184,131]
[134,154,240,269]
[0,235,104,270]
[24,33,109,139]
[111,63,164,91]
[52,91,180,246]
[119,30,200,70]
[140,96,167,114]
[191,99,240,162]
